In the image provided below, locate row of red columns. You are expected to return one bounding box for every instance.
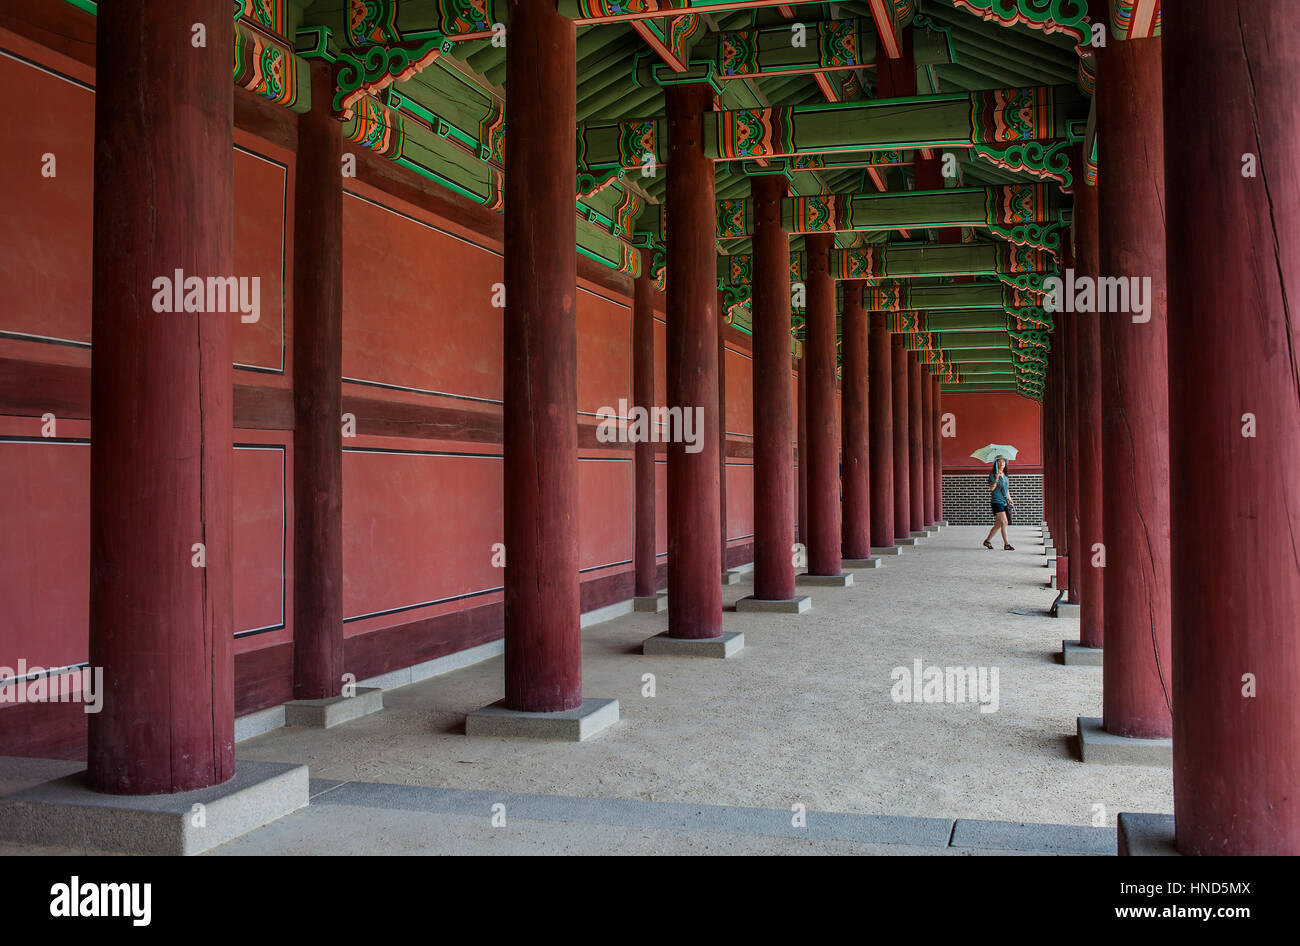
[85,0,1293,855]
[1043,3,1298,853]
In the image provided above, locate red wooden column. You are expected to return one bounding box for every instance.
[797,349,808,545]
[718,294,729,571]
[906,354,924,535]
[869,311,895,548]
[1165,0,1300,854]
[665,82,722,638]
[633,261,657,599]
[931,375,944,523]
[749,175,797,601]
[1056,311,1070,560]
[804,233,842,575]
[840,280,871,560]
[890,334,911,542]
[1066,301,1082,601]
[501,0,581,711]
[1096,35,1171,740]
[292,60,345,702]
[1043,340,1058,538]
[87,0,235,794]
[1074,165,1103,644]
[921,366,935,527]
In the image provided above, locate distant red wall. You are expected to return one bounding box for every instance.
[940,392,1043,472]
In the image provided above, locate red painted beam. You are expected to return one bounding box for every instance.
[632,19,689,73]
[1126,0,1161,39]
[867,0,902,58]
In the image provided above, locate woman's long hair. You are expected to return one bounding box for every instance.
[994,456,1009,476]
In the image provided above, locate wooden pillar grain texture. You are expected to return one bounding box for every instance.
[665,82,722,638]
[633,261,657,598]
[292,60,345,702]
[88,0,236,793]
[907,354,924,534]
[890,334,911,541]
[840,280,870,559]
[1165,0,1300,854]
[751,174,797,600]
[502,0,582,710]
[804,233,841,574]
[1096,35,1172,739]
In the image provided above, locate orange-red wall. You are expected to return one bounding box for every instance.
[940,392,1044,472]
[0,28,679,755]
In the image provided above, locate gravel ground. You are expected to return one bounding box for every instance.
[236,524,1172,830]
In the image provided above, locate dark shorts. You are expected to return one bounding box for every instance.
[992,502,1009,516]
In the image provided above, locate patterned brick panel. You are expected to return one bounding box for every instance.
[942,474,1043,525]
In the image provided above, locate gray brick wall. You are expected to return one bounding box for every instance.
[942,473,1043,525]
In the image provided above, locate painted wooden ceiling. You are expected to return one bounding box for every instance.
[96,0,1158,397]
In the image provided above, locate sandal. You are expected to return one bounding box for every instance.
[983,540,993,549]
[1003,544,1015,550]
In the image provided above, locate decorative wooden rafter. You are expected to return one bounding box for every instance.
[719,241,1057,291]
[577,85,1081,173]
[711,184,1063,256]
[1110,0,1161,40]
[944,0,1090,45]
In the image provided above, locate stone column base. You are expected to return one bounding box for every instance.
[0,760,308,855]
[634,594,667,613]
[1117,812,1179,855]
[465,698,619,742]
[872,546,904,556]
[797,572,854,587]
[1061,640,1103,666]
[284,688,383,729]
[736,595,812,614]
[1077,717,1172,766]
[642,630,744,658]
[842,557,882,569]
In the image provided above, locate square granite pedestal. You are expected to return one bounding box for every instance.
[466,698,619,741]
[1062,640,1103,665]
[842,558,882,569]
[642,631,744,658]
[1117,812,1179,855]
[1053,601,1080,619]
[0,760,309,855]
[1077,717,1173,766]
[284,687,383,728]
[634,594,667,613]
[736,594,812,614]
[797,572,853,587]
[872,546,904,556]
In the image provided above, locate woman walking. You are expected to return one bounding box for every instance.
[982,456,1015,550]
